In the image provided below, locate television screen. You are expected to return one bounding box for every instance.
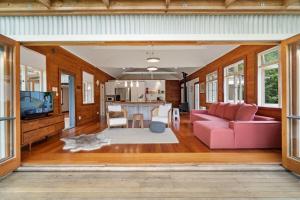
[20,91,54,119]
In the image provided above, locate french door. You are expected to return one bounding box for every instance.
[0,35,20,177]
[281,34,300,174]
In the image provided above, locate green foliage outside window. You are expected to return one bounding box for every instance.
[263,50,279,65]
[264,68,279,104]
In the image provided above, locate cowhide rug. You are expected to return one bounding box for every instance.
[61,134,111,152]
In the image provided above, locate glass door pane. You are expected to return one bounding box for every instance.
[0,44,15,162]
[288,41,300,160]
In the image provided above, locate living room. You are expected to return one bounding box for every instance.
[12,42,283,166]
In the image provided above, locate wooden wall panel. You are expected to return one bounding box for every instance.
[187,45,282,120]
[165,80,180,108]
[27,46,114,126]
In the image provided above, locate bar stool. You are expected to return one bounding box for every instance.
[173,108,180,121]
[132,113,144,128]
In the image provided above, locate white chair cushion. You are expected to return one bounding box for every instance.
[152,116,168,124]
[108,105,122,112]
[158,104,172,117]
[109,117,127,126]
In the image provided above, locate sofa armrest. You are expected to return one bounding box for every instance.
[191,109,208,115]
[229,121,281,148]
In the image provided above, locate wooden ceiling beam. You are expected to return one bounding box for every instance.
[283,0,299,8]
[102,0,110,8]
[166,0,170,9]
[225,0,238,8]
[36,0,51,9]
[1,0,300,15]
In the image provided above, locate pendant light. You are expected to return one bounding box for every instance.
[136,81,139,87]
[124,81,128,87]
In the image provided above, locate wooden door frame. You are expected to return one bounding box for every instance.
[0,35,21,177]
[281,34,300,175]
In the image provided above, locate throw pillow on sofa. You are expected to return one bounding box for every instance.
[208,103,219,115]
[235,103,258,121]
[223,103,241,121]
[215,102,229,118]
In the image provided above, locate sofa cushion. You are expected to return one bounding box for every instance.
[208,103,219,115]
[193,121,235,149]
[215,102,229,118]
[192,113,228,122]
[235,103,258,121]
[223,103,241,121]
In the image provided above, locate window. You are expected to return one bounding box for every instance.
[257,47,280,107]
[223,60,245,103]
[20,65,46,92]
[82,71,94,104]
[194,82,200,110]
[206,71,218,103]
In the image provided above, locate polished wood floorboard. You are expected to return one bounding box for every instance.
[21,114,282,165]
[1,171,300,199]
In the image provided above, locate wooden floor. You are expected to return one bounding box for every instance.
[1,171,300,199]
[21,114,282,165]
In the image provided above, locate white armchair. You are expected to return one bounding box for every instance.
[106,105,128,128]
[151,103,172,127]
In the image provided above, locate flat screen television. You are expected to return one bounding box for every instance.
[20,91,54,119]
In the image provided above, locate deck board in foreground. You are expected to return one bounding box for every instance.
[1,171,300,199]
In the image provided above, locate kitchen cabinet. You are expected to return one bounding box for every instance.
[105,82,115,95]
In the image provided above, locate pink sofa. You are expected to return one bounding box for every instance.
[191,103,281,149]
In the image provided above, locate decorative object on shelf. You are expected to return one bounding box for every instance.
[199,82,205,93]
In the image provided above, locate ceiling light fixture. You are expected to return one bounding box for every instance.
[146,44,160,63]
[147,66,158,71]
[147,57,160,63]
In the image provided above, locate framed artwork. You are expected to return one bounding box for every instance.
[199,82,205,93]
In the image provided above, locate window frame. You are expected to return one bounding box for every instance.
[257,46,281,108]
[206,71,218,103]
[82,71,95,104]
[223,60,245,104]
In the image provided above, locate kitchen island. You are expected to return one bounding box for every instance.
[106,101,165,120]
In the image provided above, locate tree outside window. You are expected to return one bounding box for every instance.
[257,47,280,107]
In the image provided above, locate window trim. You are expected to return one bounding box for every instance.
[82,71,95,105]
[257,46,281,108]
[223,60,245,104]
[206,71,218,103]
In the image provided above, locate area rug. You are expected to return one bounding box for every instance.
[96,128,179,144]
[61,134,111,152]
[61,128,178,152]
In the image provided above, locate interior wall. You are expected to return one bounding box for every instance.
[165,80,181,108]
[27,46,114,126]
[186,45,281,120]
